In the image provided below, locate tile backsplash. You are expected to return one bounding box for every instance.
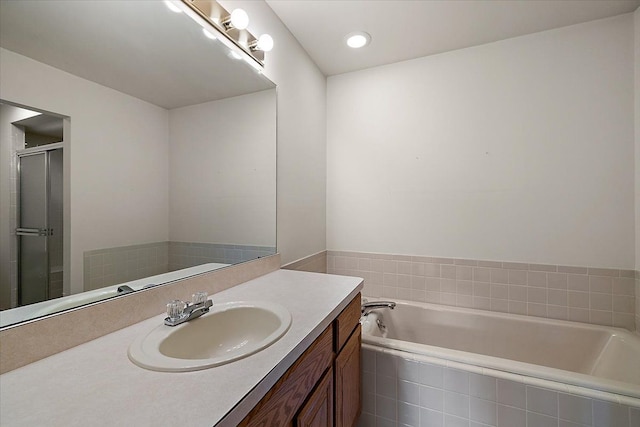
[328,251,637,331]
[84,242,275,290]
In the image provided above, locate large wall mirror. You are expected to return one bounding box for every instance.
[0,1,277,328]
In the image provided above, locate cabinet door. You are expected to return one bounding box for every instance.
[334,324,361,427]
[297,367,334,427]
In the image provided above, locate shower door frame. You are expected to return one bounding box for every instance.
[16,143,64,306]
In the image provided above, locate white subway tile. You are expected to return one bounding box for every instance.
[567,274,589,292]
[469,373,496,402]
[445,369,470,394]
[592,400,629,427]
[376,395,397,421]
[526,411,557,427]
[590,293,612,311]
[558,393,592,425]
[376,352,397,377]
[398,380,421,406]
[490,284,508,300]
[398,261,412,275]
[444,414,470,427]
[420,408,444,427]
[457,266,473,281]
[425,263,441,277]
[497,380,526,409]
[508,270,527,285]
[589,276,613,294]
[420,386,444,411]
[444,391,470,418]
[470,397,497,426]
[441,265,457,279]
[490,269,509,284]
[497,404,526,427]
[399,402,420,426]
[426,277,441,292]
[526,386,558,417]
[419,362,444,388]
[527,271,547,287]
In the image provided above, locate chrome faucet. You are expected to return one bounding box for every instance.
[164,291,213,326]
[361,300,396,316]
[117,285,135,295]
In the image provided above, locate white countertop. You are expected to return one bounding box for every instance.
[0,270,363,426]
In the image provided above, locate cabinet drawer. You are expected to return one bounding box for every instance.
[239,326,334,426]
[334,293,361,352]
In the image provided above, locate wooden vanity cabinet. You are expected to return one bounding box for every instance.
[239,293,361,427]
[297,367,334,427]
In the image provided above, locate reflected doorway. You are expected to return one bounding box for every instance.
[0,103,65,308]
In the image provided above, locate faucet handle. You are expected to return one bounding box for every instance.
[166,299,186,321]
[192,291,208,305]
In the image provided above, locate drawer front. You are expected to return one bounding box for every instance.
[239,326,334,427]
[334,293,361,352]
[296,366,334,427]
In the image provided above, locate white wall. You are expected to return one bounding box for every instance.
[0,48,170,293]
[224,0,328,265]
[635,8,640,270]
[327,14,635,269]
[169,90,276,246]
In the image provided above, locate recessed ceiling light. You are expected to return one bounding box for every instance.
[345,31,371,49]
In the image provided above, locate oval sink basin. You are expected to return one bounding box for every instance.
[128,301,291,372]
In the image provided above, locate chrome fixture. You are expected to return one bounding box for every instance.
[164,291,213,326]
[117,285,135,295]
[361,300,396,316]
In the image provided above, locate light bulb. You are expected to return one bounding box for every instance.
[256,34,274,52]
[202,28,217,40]
[164,0,182,13]
[345,31,371,48]
[230,9,249,30]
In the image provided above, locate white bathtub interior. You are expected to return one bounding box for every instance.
[362,299,640,398]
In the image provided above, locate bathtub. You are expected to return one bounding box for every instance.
[360,299,640,427]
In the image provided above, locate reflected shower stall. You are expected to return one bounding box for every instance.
[3,105,67,308]
[17,148,63,305]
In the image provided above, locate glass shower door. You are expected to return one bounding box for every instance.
[17,152,49,305]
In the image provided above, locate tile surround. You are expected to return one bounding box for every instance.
[281,250,327,273]
[328,251,637,331]
[83,242,275,290]
[359,347,640,427]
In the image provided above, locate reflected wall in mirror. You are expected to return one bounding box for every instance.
[0,0,277,328]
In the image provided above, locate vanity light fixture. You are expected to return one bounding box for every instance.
[177,0,273,72]
[345,31,371,48]
[221,8,249,31]
[249,34,274,52]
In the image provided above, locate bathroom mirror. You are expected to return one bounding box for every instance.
[0,1,277,327]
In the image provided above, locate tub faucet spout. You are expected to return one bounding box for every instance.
[361,301,396,316]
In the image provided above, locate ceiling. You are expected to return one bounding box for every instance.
[266,0,640,76]
[0,1,274,109]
